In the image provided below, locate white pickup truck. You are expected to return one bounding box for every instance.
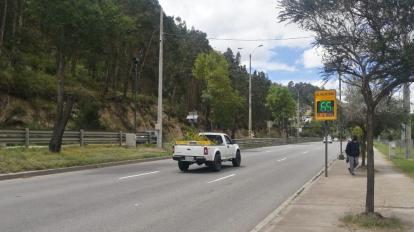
[172,132,241,172]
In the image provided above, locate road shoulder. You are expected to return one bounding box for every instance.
[0,156,170,181]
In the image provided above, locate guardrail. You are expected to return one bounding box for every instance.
[0,129,157,147]
[233,137,321,149]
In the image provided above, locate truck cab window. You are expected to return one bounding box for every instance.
[205,135,224,145]
[224,136,232,144]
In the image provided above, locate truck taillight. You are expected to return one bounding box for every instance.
[204,147,208,155]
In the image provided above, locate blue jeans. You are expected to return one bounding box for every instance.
[348,156,358,173]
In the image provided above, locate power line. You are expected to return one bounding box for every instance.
[163,32,313,42]
[208,36,313,41]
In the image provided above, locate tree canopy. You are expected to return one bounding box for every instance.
[193,51,243,130]
[266,84,296,135]
[279,0,414,214]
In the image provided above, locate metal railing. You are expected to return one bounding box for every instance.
[234,137,321,149]
[0,129,157,147]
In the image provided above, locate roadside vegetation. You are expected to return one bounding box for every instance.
[374,142,414,179]
[0,145,169,174]
[341,213,404,231]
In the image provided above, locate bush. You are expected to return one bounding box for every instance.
[73,100,104,130]
[7,70,57,99]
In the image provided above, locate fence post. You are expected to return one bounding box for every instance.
[80,129,84,147]
[147,132,151,144]
[119,131,123,146]
[25,128,30,148]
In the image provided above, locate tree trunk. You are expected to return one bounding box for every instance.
[365,106,375,213]
[49,97,74,153]
[361,130,367,166]
[11,0,17,38]
[0,0,8,54]
[49,46,73,153]
[123,62,133,99]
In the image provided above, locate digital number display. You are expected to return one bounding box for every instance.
[314,90,336,121]
[317,101,334,113]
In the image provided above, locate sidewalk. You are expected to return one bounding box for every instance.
[261,149,414,232]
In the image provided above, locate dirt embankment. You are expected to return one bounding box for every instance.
[0,94,185,141]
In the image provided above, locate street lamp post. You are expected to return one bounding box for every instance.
[248,44,263,138]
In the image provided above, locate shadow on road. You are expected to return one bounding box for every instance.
[178,165,245,174]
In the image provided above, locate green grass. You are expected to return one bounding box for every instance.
[374,142,414,179]
[341,213,404,231]
[0,145,170,174]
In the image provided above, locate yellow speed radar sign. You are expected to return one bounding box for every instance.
[314,90,337,121]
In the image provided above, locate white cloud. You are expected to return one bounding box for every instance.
[159,0,313,72]
[301,47,323,68]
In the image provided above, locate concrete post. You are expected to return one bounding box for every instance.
[80,129,84,147]
[25,128,29,148]
[119,131,123,146]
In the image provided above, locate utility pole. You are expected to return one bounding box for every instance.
[249,54,252,139]
[403,83,412,158]
[156,7,163,148]
[297,89,300,137]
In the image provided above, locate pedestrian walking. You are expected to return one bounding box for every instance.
[345,136,360,175]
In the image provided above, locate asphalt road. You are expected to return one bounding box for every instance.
[0,142,339,232]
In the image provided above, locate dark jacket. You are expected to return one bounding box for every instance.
[345,140,360,157]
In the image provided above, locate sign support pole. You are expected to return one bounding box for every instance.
[315,90,337,178]
[325,121,328,177]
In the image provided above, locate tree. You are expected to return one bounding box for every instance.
[252,71,272,131]
[0,0,7,55]
[29,0,117,152]
[344,85,406,166]
[279,0,414,214]
[193,51,243,130]
[266,84,296,136]
[223,48,249,136]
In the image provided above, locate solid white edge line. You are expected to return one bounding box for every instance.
[119,171,159,180]
[207,174,236,183]
[277,157,287,162]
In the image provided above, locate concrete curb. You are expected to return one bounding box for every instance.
[250,158,338,232]
[0,156,171,181]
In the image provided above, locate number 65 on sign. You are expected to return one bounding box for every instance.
[314,90,337,121]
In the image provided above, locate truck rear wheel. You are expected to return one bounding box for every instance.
[178,161,190,171]
[210,153,222,172]
[232,150,241,167]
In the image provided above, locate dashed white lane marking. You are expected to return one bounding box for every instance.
[277,157,287,162]
[303,151,309,154]
[119,171,160,180]
[207,174,236,184]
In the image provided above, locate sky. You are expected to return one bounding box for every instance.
[158,0,340,90]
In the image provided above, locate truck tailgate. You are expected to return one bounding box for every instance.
[174,145,205,156]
